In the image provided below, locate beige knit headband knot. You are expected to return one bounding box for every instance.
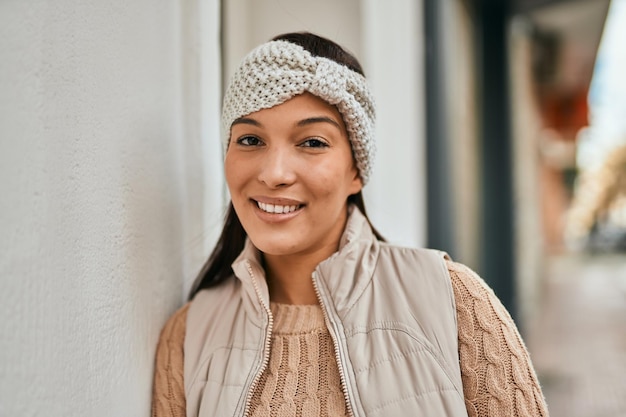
[311,60,347,101]
[222,40,376,184]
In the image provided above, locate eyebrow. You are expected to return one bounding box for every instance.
[297,116,341,129]
[231,117,261,127]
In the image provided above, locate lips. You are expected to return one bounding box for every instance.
[251,197,305,216]
[257,201,301,214]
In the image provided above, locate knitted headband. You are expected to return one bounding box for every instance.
[221,40,376,184]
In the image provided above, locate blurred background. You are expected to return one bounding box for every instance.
[1,0,625,415]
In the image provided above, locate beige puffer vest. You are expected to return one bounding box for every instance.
[184,207,469,417]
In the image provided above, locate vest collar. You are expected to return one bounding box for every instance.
[230,205,380,321]
[315,205,380,314]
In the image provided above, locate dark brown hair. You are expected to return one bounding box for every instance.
[188,32,383,299]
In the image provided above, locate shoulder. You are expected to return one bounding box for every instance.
[372,243,452,286]
[376,242,449,266]
[157,302,190,345]
[444,259,514,324]
[446,260,492,298]
[374,244,454,291]
[188,278,241,320]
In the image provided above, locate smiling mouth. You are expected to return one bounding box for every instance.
[256,201,303,214]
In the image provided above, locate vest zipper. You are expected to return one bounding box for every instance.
[242,260,273,417]
[312,271,357,417]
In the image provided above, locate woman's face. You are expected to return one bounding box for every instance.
[225,93,362,258]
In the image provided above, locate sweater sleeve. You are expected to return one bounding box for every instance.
[446,260,549,417]
[151,303,189,417]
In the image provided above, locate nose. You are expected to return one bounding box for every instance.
[257,146,297,188]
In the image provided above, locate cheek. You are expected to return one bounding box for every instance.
[309,156,358,195]
[224,153,243,194]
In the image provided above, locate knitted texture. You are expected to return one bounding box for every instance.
[221,40,376,184]
[151,261,549,417]
[151,303,188,417]
[248,302,348,417]
[448,261,549,417]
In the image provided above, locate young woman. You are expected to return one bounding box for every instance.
[152,32,549,417]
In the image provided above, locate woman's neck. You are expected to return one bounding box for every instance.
[263,245,336,305]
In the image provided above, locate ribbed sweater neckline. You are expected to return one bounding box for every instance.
[269,302,326,335]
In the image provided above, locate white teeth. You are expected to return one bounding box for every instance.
[257,201,300,214]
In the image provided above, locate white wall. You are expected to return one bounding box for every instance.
[361,0,427,247]
[0,0,220,415]
[223,0,427,247]
[179,0,225,294]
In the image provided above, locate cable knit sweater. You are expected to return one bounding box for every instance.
[151,261,549,417]
[249,302,348,417]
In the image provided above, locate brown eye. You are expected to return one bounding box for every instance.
[236,136,263,146]
[300,138,329,148]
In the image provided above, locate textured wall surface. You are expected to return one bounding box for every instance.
[0,0,209,415]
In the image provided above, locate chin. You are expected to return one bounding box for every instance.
[247,234,294,254]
